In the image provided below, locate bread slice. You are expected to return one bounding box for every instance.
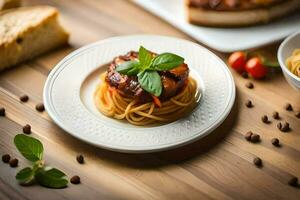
[0,6,69,71]
[0,0,21,10]
[186,0,300,27]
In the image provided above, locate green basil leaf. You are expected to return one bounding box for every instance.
[16,167,34,184]
[138,46,152,68]
[35,167,68,189]
[151,53,184,71]
[137,70,162,96]
[14,134,43,162]
[116,60,140,75]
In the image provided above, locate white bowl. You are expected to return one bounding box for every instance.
[278,30,300,91]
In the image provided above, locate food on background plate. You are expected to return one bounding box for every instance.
[186,0,300,27]
[285,49,300,77]
[0,0,21,10]
[94,46,199,125]
[0,6,69,71]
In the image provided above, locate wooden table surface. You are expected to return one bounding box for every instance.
[1,0,300,199]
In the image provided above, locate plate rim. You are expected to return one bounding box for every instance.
[43,34,236,153]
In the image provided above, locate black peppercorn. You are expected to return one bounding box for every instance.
[0,107,5,116]
[9,158,18,168]
[245,100,253,108]
[23,124,31,134]
[272,111,279,120]
[253,157,262,167]
[285,103,293,111]
[2,154,10,163]
[76,155,84,164]
[20,95,29,102]
[271,138,280,147]
[35,103,45,112]
[70,176,80,184]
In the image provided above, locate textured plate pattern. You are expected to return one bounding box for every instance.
[43,35,235,153]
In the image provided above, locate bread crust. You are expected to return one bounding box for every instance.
[0,0,21,10]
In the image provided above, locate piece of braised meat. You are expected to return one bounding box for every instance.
[105,51,189,103]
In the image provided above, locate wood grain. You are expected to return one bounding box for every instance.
[0,0,300,199]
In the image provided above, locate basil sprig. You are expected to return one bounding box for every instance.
[14,134,68,188]
[138,71,162,97]
[116,46,184,96]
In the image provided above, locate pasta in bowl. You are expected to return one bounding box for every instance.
[278,30,300,91]
[286,49,300,78]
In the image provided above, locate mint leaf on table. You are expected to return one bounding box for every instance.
[138,46,152,68]
[138,70,162,97]
[151,53,184,71]
[35,167,68,189]
[13,134,69,189]
[116,60,140,75]
[14,134,43,162]
[16,167,34,184]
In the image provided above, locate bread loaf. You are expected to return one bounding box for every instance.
[0,6,69,71]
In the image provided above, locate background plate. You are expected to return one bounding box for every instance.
[43,35,235,153]
[133,0,300,52]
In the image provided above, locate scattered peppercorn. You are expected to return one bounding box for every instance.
[288,176,298,187]
[2,154,10,163]
[35,103,45,112]
[277,122,282,130]
[241,72,248,78]
[9,158,18,167]
[0,107,5,116]
[295,111,300,119]
[22,124,31,134]
[245,100,253,108]
[245,131,253,141]
[253,157,262,167]
[261,115,269,123]
[245,82,254,89]
[277,122,290,132]
[19,95,29,102]
[76,155,84,164]
[250,134,260,143]
[281,122,290,132]
[70,176,80,184]
[285,103,293,111]
[271,138,280,147]
[272,111,279,120]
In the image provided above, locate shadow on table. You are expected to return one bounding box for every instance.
[51,89,241,169]
[101,91,240,169]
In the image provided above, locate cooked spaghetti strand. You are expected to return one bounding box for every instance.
[286,49,300,77]
[94,75,199,125]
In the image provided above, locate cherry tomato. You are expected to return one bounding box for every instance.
[228,51,247,72]
[245,57,267,79]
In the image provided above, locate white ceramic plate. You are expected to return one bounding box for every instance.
[43,35,235,153]
[133,0,300,52]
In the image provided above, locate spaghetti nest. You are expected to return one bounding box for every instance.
[94,74,199,125]
[286,49,300,77]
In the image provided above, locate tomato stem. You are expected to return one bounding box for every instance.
[260,56,280,68]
